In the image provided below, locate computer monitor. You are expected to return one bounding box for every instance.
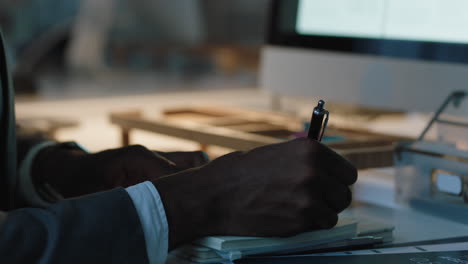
[261,0,468,112]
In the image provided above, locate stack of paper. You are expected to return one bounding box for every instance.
[357,219,395,243]
[171,218,367,263]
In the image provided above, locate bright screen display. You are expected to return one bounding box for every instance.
[297,0,468,44]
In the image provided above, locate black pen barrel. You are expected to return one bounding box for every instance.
[308,113,324,140]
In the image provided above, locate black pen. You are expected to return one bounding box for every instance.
[307,100,329,141]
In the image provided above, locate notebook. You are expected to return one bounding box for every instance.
[170,218,394,263]
[193,218,357,251]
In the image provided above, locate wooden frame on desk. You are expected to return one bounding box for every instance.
[109,107,408,169]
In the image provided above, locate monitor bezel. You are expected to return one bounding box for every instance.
[267,0,468,65]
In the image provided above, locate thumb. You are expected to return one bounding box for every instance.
[154,151,209,170]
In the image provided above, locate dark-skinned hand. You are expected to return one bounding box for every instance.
[32,144,208,198]
[152,138,358,249]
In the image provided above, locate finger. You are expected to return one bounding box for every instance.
[150,151,177,166]
[155,151,209,169]
[318,174,352,213]
[123,147,181,184]
[313,142,358,186]
[305,201,339,230]
[145,152,180,175]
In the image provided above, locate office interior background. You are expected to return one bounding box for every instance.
[5,0,272,153]
[3,0,467,156]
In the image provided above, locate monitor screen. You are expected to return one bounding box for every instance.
[269,0,468,64]
[296,0,468,44]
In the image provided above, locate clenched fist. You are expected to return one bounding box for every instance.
[153,138,357,249]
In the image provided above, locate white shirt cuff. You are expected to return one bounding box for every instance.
[126,181,169,264]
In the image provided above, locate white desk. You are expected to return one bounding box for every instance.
[346,168,468,245]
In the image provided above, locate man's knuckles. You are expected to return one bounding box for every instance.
[122,144,152,156]
[325,187,352,213]
[321,213,339,229]
[347,167,358,185]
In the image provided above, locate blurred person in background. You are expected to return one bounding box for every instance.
[2,0,267,95]
[1,0,205,93]
[68,0,203,74]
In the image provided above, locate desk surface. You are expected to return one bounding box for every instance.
[348,168,468,245]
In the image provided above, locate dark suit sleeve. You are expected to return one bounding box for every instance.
[16,127,53,166]
[0,188,149,264]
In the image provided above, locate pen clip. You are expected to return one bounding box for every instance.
[319,110,329,142]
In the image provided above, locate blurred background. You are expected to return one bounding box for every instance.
[2,0,269,98]
[5,0,282,154]
[5,0,465,161]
